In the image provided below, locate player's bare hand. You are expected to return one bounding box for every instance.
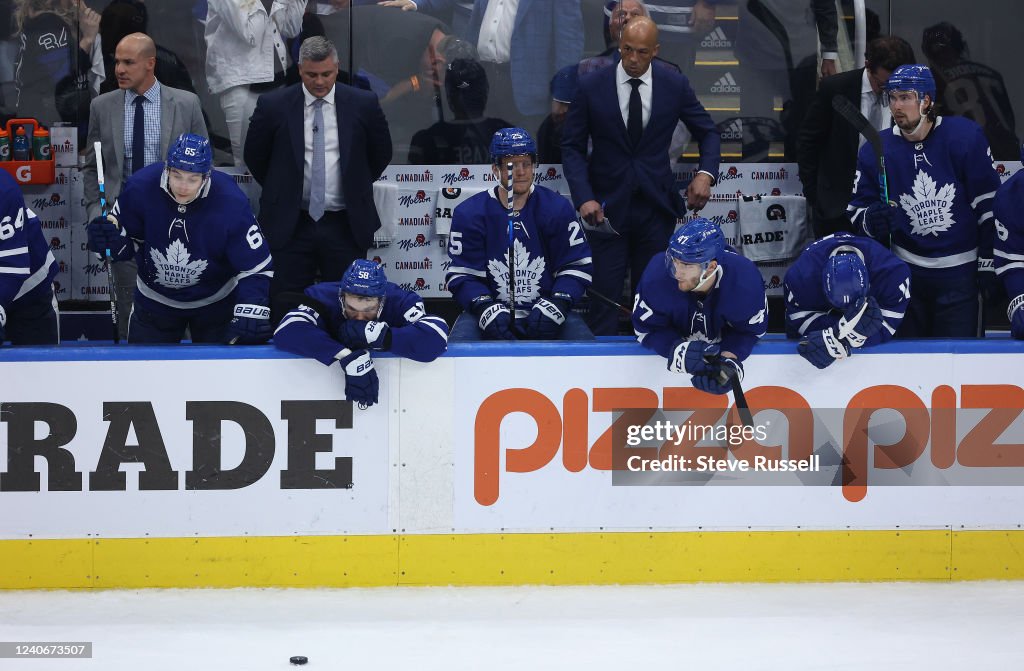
[685,173,713,212]
[691,0,716,36]
[579,200,604,226]
[378,0,417,10]
[820,58,837,80]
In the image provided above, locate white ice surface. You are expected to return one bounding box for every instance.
[1,583,1022,670]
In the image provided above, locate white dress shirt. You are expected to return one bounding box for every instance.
[302,84,345,212]
[477,0,519,64]
[616,61,652,130]
[859,68,890,148]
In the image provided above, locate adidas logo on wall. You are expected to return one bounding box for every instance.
[700,27,731,48]
[720,119,743,140]
[711,72,741,94]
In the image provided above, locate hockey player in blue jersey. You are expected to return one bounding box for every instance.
[446,127,594,340]
[847,64,1000,337]
[632,218,767,395]
[993,143,1024,339]
[0,169,59,346]
[784,233,911,369]
[273,259,449,407]
[86,134,273,344]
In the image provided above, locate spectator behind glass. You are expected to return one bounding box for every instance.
[13,0,99,133]
[97,0,198,97]
[536,64,577,165]
[922,21,1019,161]
[204,0,305,168]
[408,58,512,165]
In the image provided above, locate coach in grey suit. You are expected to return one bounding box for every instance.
[82,33,207,339]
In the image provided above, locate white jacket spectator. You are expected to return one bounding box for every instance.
[204,0,305,167]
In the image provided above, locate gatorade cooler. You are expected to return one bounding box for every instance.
[0,118,56,185]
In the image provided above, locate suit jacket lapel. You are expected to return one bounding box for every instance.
[112,90,126,167]
[159,87,174,155]
[334,87,352,170]
[603,67,629,143]
[290,86,305,170]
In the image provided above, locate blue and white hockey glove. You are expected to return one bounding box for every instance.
[472,297,516,340]
[338,349,379,407]
[691,357,742,395]
[87,214,131,260]
[523,294,571,340]
[862,202,898,240]
[339,319,392,351]
[978,256,999,301]
[798,327,850,369]
[224,303,272,345]
[1009,294,1024,340]
[668,339,719,375]
[837,296,883,348]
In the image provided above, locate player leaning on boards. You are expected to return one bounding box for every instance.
[274,259,449,408]
[993,142,1024,338]
[86,134,274,344]
[847,64,1000,337]
[784,233,911,369]
[0,169,60,346]
[632,218,767,395]
[445,127,594,340]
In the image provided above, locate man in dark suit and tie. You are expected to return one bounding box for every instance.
[245,36,393,322]
[797,36,915,238]
[562,17,721,335]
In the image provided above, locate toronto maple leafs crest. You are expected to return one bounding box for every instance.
[487,238,545,306]
[899,171,956,236]
[150,239,208,289]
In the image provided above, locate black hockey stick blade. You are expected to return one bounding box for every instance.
[831,96,883,158]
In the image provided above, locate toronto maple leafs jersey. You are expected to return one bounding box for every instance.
[632,249,768,361]
[848,116,1000,278]
[112,164,273,316]
[274,280,449,364]
[445,185,593,318]
[0,169,58,313]
[993,169,1024,306]
[783,233,911,345]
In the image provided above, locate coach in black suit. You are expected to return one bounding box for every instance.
[797,36,915,238]
[562,17,720,335]
[245,36,393,321]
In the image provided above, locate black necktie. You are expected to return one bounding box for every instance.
[627,78,643,147]
[132,96,145,175]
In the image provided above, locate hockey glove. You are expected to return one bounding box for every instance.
[87,214,131,260]
[668,339,719,375]
[224,303,272,345]
[691,357,742,395]
[472,297,516,340]
[798,327,850,369]
[523,294,571,340]
[862,202,898,241]
[339,349,379,407]
[1009,294,1024,340]
[837,296,883,348]
[339,319,392,351]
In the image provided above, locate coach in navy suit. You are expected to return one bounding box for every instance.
[245,36,392,322]
[562,17,720,335]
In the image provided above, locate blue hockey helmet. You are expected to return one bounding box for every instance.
[665,218,725,278]
[490,127,536,164]
[823,252,869,309]
[166,133,212,175]
[340,259,387,319]
[884,64,936,101]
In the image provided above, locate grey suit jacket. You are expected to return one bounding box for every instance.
[83,82,208,220]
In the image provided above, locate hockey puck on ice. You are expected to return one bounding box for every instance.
[289,656,308,665]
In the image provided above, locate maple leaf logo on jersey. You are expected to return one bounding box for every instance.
[487,239,544,306]
[150,239,208,289]
[899,171,956,237]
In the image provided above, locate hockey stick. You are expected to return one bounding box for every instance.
[831,96,890,205]
[506,160,516,325]
[586,287,632,317]
[706,353,754,428]
[94,141,120,344]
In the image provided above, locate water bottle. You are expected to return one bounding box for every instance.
[32,126,51,161]
[12,126,30,161]
[0,129,10,161]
